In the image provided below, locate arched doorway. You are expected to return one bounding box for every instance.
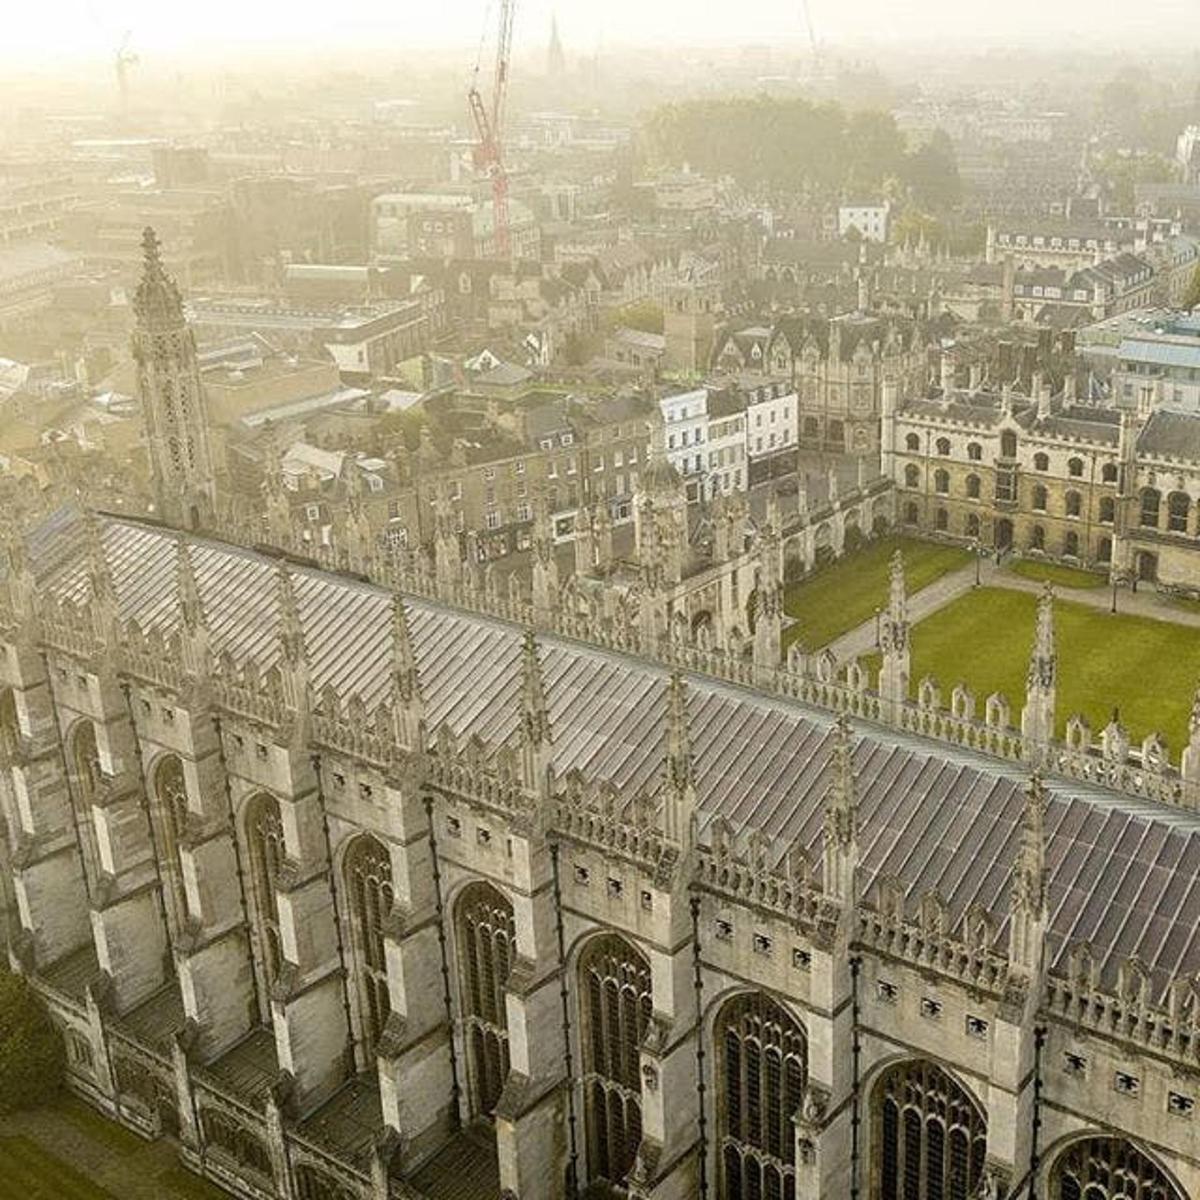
[1136,551,1158,583]
[717,991,807,1200]
[871,1059,986,1200]
[579,934,652,1190]
[456,880,515,1117]
[1049,1136,1184,1200]
[996,519,1013,551]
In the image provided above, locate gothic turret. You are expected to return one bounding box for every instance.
[878,550,910,717]
[132,227,217,530]
[1021,584,1057,755]
[391,593,424,749]
[661,672,695,851]
[518,630,553,796]
[1009,773,1049,976]
[175,537,212,682]
[822,714,858,906]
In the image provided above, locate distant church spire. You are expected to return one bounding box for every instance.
[547,13,566,78]
[133,226,217,531]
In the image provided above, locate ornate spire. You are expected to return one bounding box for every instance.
[519,629,551,748]
[887,549,907,627]
[1021,584,1057,753]
[392,592,420,706]
[1027,583,1056,691]
[1010,773,1049,974]
[516,629,553,798]
[661,672,695,851]
[275,563,304,668]
[175,536,211,681]
[133,226,184,329]
[665,671,692,794]
[176,537,204,633]
[878,550,910,716]
[823,714,858,905]
[83,509,119,643]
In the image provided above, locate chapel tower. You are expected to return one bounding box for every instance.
[132,226,217,530]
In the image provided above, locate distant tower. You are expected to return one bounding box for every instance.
[132,227,217,530]
[547,14,566,79]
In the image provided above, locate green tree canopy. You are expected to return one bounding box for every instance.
[0,971,64,1113]
[642,95,960,214]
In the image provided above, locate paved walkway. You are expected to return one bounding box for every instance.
[828,558,1200,662]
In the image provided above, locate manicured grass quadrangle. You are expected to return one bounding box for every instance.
[783,536,972,650]
[0,1136,114,1200]
[871,587,1200,748]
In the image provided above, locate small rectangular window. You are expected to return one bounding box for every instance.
[714,918,733,941]
[876,980,898,1004]
[573,864,590,886]
[792,948,812,971]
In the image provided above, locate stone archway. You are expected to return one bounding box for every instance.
[1048,1136,1184,1200]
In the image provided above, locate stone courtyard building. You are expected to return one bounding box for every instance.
[712,309,930,457]
[885,358,1200,589]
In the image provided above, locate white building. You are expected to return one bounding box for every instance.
[745,382,799,483]
[705,391,747,498]
[659,387,709,502]
[838,201,890,243]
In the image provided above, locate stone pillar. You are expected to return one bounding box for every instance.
[0,645,91,970]
[168,727,257,1060]
[378,781,455,1166]
[633,905,699,1200]
[269,758,349,1110]
[496,835,568,1200]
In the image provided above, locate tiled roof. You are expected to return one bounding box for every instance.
[30,513,1200,1003]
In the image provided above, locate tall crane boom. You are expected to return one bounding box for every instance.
[469,0,516,259]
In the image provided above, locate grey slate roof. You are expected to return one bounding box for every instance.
[1137,409,1200,461]
[31,513,1200,1004]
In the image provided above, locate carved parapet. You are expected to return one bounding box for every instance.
[552,771,679,884]
[855,904,1011,995]
[1042,961,1200,1069]
[694,822,836,940]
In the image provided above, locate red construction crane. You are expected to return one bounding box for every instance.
[468,0,516,259]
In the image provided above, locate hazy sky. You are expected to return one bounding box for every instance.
[8,0,1200,65]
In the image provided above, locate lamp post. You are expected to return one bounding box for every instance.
[874,606,881,649]
[972,539,982,587]
[1110,568,1128,614]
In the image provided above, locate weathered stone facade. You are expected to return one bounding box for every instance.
[3,511,1200,1200]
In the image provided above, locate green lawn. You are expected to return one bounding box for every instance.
[863,587,1200,747]
[0,1136,115,1199]
[1007,559,1107,590]
[783,536,972,650]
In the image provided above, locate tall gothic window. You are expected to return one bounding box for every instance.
[873,1059,986,1200]
[1050,1137,1181,1200]
[153,756,191,931]
[245,792,285,1008]
[580,934,652,1190]
[72,721,104,802]
[344,834,394,1059]
[719,992,807,1200]
[457,881,515,1116]
[1140,488,1161,528]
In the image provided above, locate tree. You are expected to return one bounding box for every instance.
[614,301,665,335]
[0,971,64,1113]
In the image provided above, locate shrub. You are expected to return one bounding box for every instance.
[0,970,64,1112]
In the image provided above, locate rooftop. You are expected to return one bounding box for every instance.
[28,511,1200,1006]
